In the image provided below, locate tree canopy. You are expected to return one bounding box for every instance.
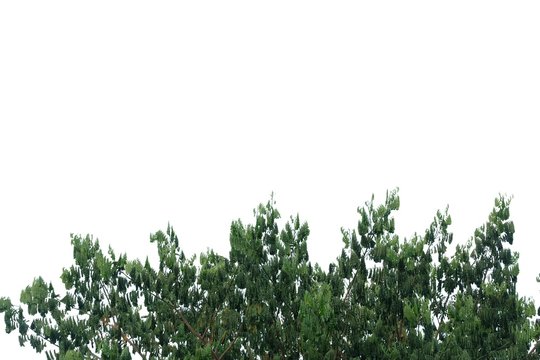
[2,189,540,359]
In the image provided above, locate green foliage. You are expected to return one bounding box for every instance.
[1,190,540,359]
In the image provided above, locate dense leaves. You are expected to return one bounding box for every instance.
[2,190,540,358]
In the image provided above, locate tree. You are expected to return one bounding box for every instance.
[2,189,539,359]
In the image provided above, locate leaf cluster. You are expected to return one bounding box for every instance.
[2,190,539,359]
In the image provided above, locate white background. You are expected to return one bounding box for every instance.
[1,1,539,358]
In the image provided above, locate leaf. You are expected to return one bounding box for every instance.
[0,297,12,313]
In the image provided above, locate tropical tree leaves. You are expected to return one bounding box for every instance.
[1,190,539,359]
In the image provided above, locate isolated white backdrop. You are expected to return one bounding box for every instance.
[1,1,539,358]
